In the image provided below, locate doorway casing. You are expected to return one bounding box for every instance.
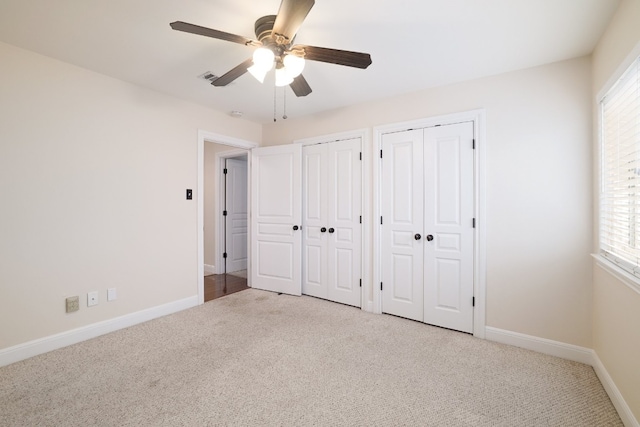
[197,130,258,305]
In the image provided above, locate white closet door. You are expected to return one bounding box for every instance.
[326,139,362,307]
[251,145,302,296]
[302,144,328,299]
[225,158,248,273]
[381,129,425,321]
[423,122,475,332]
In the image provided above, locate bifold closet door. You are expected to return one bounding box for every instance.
[423,122,474,333]
[380,129,425,321]
[302,139,362,307]
[381,123,474,333]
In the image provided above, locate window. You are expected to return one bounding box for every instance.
[600,55,640,277]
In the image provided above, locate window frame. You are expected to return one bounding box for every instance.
[596,42,640,295]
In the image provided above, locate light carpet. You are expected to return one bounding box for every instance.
[0,289,622,426]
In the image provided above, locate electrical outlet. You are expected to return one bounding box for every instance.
[107,288,117,301]
[66,296,79,313]
[87,291,98,307]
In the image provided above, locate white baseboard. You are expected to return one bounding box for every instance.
[486,327,638,426]
[204,264,216,275]
[0,296,198,367]
[592,352,640,427]
[485,326,593,364]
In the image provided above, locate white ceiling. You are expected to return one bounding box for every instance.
[0,0,620,123]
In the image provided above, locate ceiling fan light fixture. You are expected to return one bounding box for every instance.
[247,64,269,83]
[275,66,294,87]
[283,54,305,78]
[252,47,275,71]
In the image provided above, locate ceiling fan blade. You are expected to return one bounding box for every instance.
[211,58,254,87]
[293,45,372,69]
[272,0,315,42]
[170,21,255,46]
[290,74,312,97]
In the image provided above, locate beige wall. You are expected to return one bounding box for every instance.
[264,56,594,348]
[0,41,260,350]
[591,0,640,421]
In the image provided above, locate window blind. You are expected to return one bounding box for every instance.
[600,55,640,276]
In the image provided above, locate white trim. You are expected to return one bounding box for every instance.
[485,327,593,365]
[592,351,640,427]
[592,254,640,296]
[293,129,373,312]
[197,130,258,304]
[204,264,216,275]
[372,109,487,337]
[0,296,198,367]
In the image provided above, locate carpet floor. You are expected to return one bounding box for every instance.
[0,289,622,426]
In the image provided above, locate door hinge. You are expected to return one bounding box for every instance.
[380,282,383,291]
[472,139,475,150]
[360,215,362,224]
[359,152,362,160]
[223,168,228,174]
[223,252,227,259]
[472,218,476,228]
[223,210,228,216]
[380,149,383,158]
[380,216,383,225]
[359,279,362,288]
[472,297,475,307]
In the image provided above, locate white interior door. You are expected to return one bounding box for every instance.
[251,145,302,296]
[302,143,327,299]
[225,157,248,273]
[423,122,474,333]
[381,129,424,321]
[326,139,362,307]
[302,139,362,307]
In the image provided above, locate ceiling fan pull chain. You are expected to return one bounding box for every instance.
[283,87,288,120]
[273,85,277,122]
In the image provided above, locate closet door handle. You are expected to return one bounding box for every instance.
[426,234,434,241]
[414,233,421,240]
[320,227,327,233]
[328,228,335,233]
[293,225,299,231]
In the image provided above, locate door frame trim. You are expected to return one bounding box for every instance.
[197,130,258,305]
[373,109,487,338]
[294,129,372,312]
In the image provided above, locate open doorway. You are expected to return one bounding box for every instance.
[203,142,250,302]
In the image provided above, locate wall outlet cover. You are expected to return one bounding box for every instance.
[107,288,117,301]
[87,291,98,307]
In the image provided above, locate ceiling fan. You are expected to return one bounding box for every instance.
[170,0,372,97]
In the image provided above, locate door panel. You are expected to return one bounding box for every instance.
[302,144,327,299]
[225,158,248,273]
[301,138,362,307]
[423,122,474,333]
[251,145,302,296]
[327,139,362,307]
[381,129,424,321]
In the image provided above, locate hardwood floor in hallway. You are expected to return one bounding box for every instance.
[204,273,249,302]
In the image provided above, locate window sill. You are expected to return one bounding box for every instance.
[592,254,640,295]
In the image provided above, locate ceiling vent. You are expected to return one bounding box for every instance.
[198,71,219,83]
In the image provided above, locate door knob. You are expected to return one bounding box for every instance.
[328,228,335,233]
[414,233,422,240]
[293,225,299,231]
[426,234,434,241]
[320,227,327,233]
